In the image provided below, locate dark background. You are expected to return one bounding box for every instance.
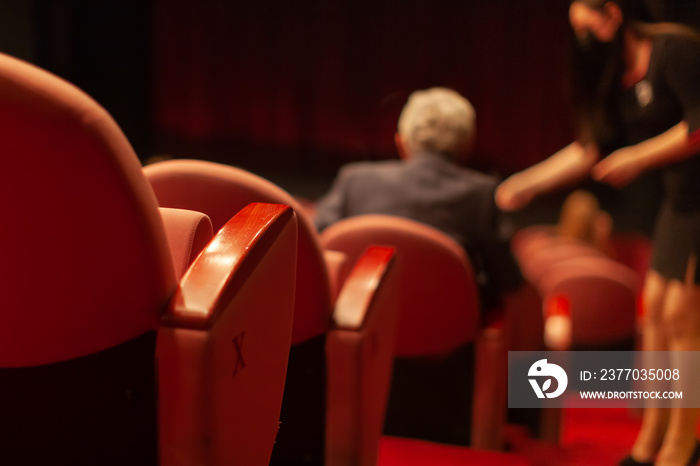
[1,0,699,229]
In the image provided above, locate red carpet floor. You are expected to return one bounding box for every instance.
[378,406,644,465]
[506,407,643,465]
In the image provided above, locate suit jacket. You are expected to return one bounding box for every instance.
[314,152,522,308]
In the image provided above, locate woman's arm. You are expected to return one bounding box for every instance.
[495,141,600,211]
[592,122,700,187]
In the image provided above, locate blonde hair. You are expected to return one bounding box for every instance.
[397,87,476,158]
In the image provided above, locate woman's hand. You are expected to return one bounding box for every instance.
[495,174,536,211]
[591,146,644,188]
[495,142,599,211]
[593,123,695,188]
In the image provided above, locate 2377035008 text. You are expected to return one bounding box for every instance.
[580,368,680,381]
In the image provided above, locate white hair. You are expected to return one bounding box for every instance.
[397,87,476,158]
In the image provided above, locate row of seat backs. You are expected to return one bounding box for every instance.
[512,225,643,349]
[145,160,482,358]
[0,46,511,465]
[144,159,493,459]
[145,159,403,465]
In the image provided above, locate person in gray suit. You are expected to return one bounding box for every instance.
[314,87,521,310]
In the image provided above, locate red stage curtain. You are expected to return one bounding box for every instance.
[152,0,575,175]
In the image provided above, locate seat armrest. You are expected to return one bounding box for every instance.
[158,203,298,466]
[324,249,350,304]
[159,207,214,280]
[164,203,296,329]
[543,313,573,351]
[331,247,395,330]
[325,246,398,466]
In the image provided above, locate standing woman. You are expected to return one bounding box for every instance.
[496,1,700,464]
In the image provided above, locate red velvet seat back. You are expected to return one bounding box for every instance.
[519,242,607,287]
[0,53,176,366]
[144,159,332,344]
[320,214,480,357]
[540,256,640,347]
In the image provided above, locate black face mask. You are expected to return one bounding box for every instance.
[573,30,616,84]
[575,30,611,55]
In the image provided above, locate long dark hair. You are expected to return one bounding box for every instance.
[570,0,700,152]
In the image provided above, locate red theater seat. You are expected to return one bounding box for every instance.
[510,224,556,256]
[511,224,644,350]
[0,52,297,465]
[158,203,298,466]
[511,225,606,287]
[510,223,649,348]
[509,224,646,443]
[319,214,507,451]
[144,159,400,466]
[534,255,639,443]
[519,241,607,287]
[539,255,640,351]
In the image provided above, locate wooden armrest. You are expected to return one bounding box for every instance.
[326,246,398,466]
[332,246,395,330]
[158,202,298,466]
[163,203,296,329]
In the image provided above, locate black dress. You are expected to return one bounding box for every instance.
[614,34,700,282]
